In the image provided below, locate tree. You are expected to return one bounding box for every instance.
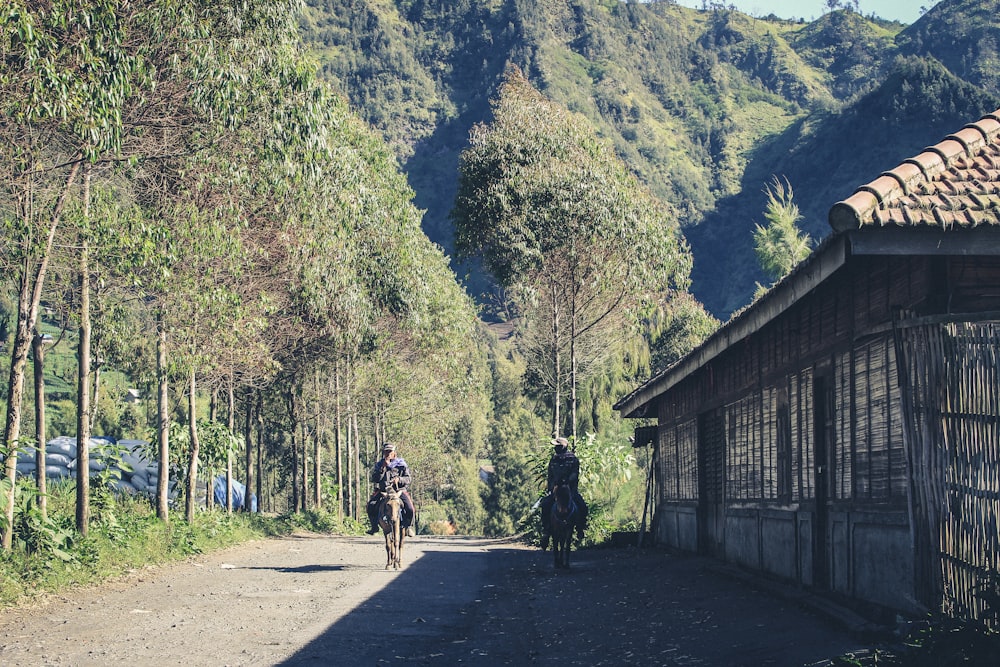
[752,176,812,296]
[453,67,692,439]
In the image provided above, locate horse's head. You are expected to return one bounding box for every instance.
[553,484,574,516]
[384,489,403,514]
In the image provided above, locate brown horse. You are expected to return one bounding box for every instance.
[550,484,582,569]
[378,489,406,570]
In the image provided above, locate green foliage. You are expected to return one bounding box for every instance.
[522,431,639,545]
[453,66,693,437]
[301,0,1000,322]
[896,0,1000,98]
[752,176,811,286]
[282,508,360,535]
[480,343,549,537]
[195,420,242,477]
[646,292,719,375]
[3,479,75,562]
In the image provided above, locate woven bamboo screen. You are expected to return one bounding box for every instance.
[790,368,814,501]
[659,419,698,501]
[898,320,1000,623]
[833,339,908,502]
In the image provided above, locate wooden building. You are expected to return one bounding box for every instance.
[615,108,1000,621]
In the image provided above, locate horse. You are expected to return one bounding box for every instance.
[377,488,406,570]
[550,484,582,569]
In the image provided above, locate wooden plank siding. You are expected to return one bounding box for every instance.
[618,110,1000,621]
[640,252,1000,618]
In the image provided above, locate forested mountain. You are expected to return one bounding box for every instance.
[298,0,999,319]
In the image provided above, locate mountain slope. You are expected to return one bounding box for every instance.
[299,0,999,319]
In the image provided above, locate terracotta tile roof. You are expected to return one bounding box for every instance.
[829,109,1000,232]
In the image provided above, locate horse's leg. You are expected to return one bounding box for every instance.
[396,521,406,569]
[386,528,395,570]
[393,517,401,569]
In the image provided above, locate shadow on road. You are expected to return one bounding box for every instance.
[275,538,874,666]
[276,537,521,665]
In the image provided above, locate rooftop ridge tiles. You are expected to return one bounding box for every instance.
[828,107,1000,232]
[883,161,923,194]
[964,117,1000,140]
[947,126,989,155]
[980,113,1000,132]
[926,138,969,168]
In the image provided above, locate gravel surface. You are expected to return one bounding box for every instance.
[0,533,870,666]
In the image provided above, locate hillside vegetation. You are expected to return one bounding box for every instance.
[300,0,1000,317]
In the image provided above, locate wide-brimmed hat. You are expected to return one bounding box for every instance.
[382,443,396,452]
[550,437,570,449]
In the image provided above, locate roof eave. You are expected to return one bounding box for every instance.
[615,234,848,418]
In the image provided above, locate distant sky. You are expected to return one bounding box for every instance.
[672,0,934,23]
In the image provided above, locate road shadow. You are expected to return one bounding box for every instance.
[239,564,360,574]
[275,539,531,666]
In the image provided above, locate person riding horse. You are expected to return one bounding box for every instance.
[540,436,588,550]
[366,443,416,536]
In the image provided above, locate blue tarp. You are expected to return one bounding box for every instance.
[213,475,257,512]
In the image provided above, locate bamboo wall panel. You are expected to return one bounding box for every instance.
[659,419,699,501]
[660,424,679,501]
[678,419,699,500]
[900,321,1000,623]
[791,368,814,501]
[723,389,783,502]
[834,353,853,501]
[855,346,873,498]
[833,338,907,503]
[777,394,792,502]
[763,387,778,500]
[726,396,753,501]
[938,323,1000,624]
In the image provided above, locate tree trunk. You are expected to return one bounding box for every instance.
[312,369,321,510]
[2,159,81,550]
[255,391,263,512]
[206,390,216,511]
[286,386,299,513]
[32,331,47,518]
[76,163,93,536]
[570,289,578,442]
[313,417,322,510]
[226,377,235,514]
[551,281,562,437]
[243,391,254,513]
[345,370,353,519]
[335,362,343,519]
[185,368,200,523]
[155,316,170,521]
[2,267,35,550]
[352,410,362,522]
[301,421,309,512]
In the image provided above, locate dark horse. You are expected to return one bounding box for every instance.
[377,489,406,570]
[550,484,583,569]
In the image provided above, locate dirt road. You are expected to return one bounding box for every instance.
[0,533,871,666]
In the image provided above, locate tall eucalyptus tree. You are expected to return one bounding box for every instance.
[0,0,156,543]
[453,67,692,440]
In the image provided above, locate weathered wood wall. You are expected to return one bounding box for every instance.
[649,252,1000,618]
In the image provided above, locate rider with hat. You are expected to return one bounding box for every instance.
[539,436,588,550]
[366,443,416,536]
